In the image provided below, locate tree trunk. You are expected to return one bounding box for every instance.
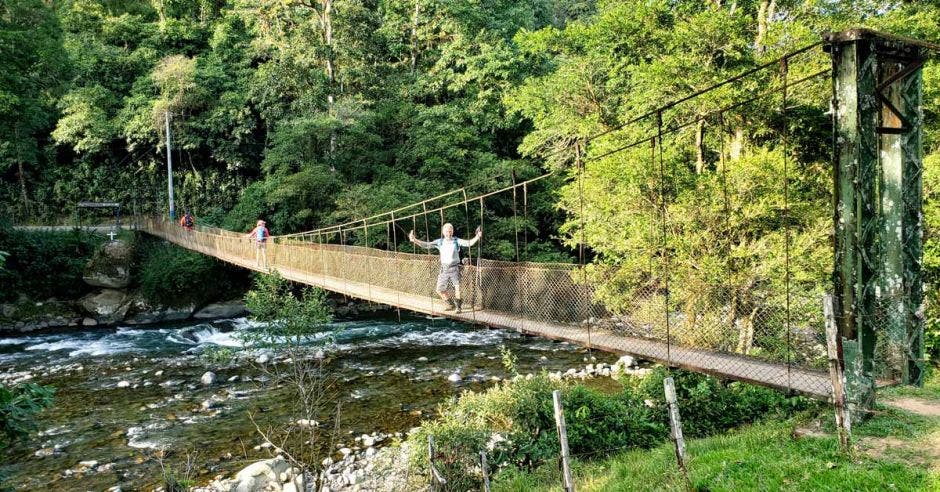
[323,0,336,172]
[730,127,745,160]
[17,161,31,220]
[755,0,769,56]
[410,0,420,76]
[736,306,758,354]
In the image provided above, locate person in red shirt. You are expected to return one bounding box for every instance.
[179,211,195,231]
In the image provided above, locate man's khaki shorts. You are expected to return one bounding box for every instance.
[436,263,462,292]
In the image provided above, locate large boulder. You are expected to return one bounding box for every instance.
[194,301,248,320]
[123,297,195,325]
[80,289,130,324]
[230,456,290,492]
[83,240,132,289]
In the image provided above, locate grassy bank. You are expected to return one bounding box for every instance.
[492,375,940,491]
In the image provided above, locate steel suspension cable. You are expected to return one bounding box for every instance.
[364,220,374,309]
[478,197,485,310]
[510,172,523,330]
[511,171,521,263]
[781,57,793,394]
[390,212,402,323]
[718,112,735,342]
[523,182,529,262]
[422,203,436,317]
[656,111,672,366]
[461,189,477,323]
[339,226,349,303]
[576,141,591,353]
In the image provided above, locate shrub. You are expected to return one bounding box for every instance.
[632,366,815,438]
[412,368,815,490]
[0,223,104,302]
[0,383,54,450]
[135,235,249,308]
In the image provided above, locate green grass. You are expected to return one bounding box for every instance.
[880,368,940,403]
[493,389,940,491]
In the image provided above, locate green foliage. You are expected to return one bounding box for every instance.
[200,345,236,365]
[0,383,54,451]
[499,345,518,377]
[633,367,813,438]
[412,368,811,490]
[0,226,104,302]
[241,272,334,348]
[136,235,248,308]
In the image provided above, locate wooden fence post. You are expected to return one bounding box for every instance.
[552,390,575,492]
[427,435,446,491]
[663,376,690,484]
[823,294,852,450]
[481,450,491,492]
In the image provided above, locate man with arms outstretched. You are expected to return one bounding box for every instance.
[409,223,482,313]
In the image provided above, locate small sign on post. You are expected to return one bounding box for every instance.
[552,389,575,492]
[663,376,690,484]
[823,294,852,450]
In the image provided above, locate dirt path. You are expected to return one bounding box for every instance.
[883,397,940,417]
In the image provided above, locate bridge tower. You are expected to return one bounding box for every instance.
[826,29,926,418]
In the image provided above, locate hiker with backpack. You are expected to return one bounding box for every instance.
[408,223,482,313]
[247,219,270,268]
[180,211,195,231]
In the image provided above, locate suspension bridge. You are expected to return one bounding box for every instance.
[130,30,932,406]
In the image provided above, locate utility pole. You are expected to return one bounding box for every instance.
[165,111,175,220]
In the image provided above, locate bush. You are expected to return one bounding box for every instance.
[135,235,249,308]
[0,383,54,451]
[0,223,104,302]
[633,366,814,438]
[412,367,815,491]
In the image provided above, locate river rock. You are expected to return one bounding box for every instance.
[124,298,196,325]
[194,301,247,319]
[255,353,271,364]
[447,373,462,383]
[83,240,132,289]
[116,380,130,388]
[80,289,130,323]
[228,456,290,492]
[201,371,216,386]
[610,355,639,377]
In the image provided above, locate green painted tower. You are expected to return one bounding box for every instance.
[826,29,926,419]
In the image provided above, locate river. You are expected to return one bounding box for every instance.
[0,313,613,490]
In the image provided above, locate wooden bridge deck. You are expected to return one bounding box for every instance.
[143,224,833,400]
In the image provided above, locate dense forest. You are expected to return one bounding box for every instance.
[3,0,940,357]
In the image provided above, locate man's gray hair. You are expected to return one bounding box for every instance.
[442,223,454,232]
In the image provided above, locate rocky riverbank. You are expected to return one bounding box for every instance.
[0,237,247,333]
[191,354,643,492]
